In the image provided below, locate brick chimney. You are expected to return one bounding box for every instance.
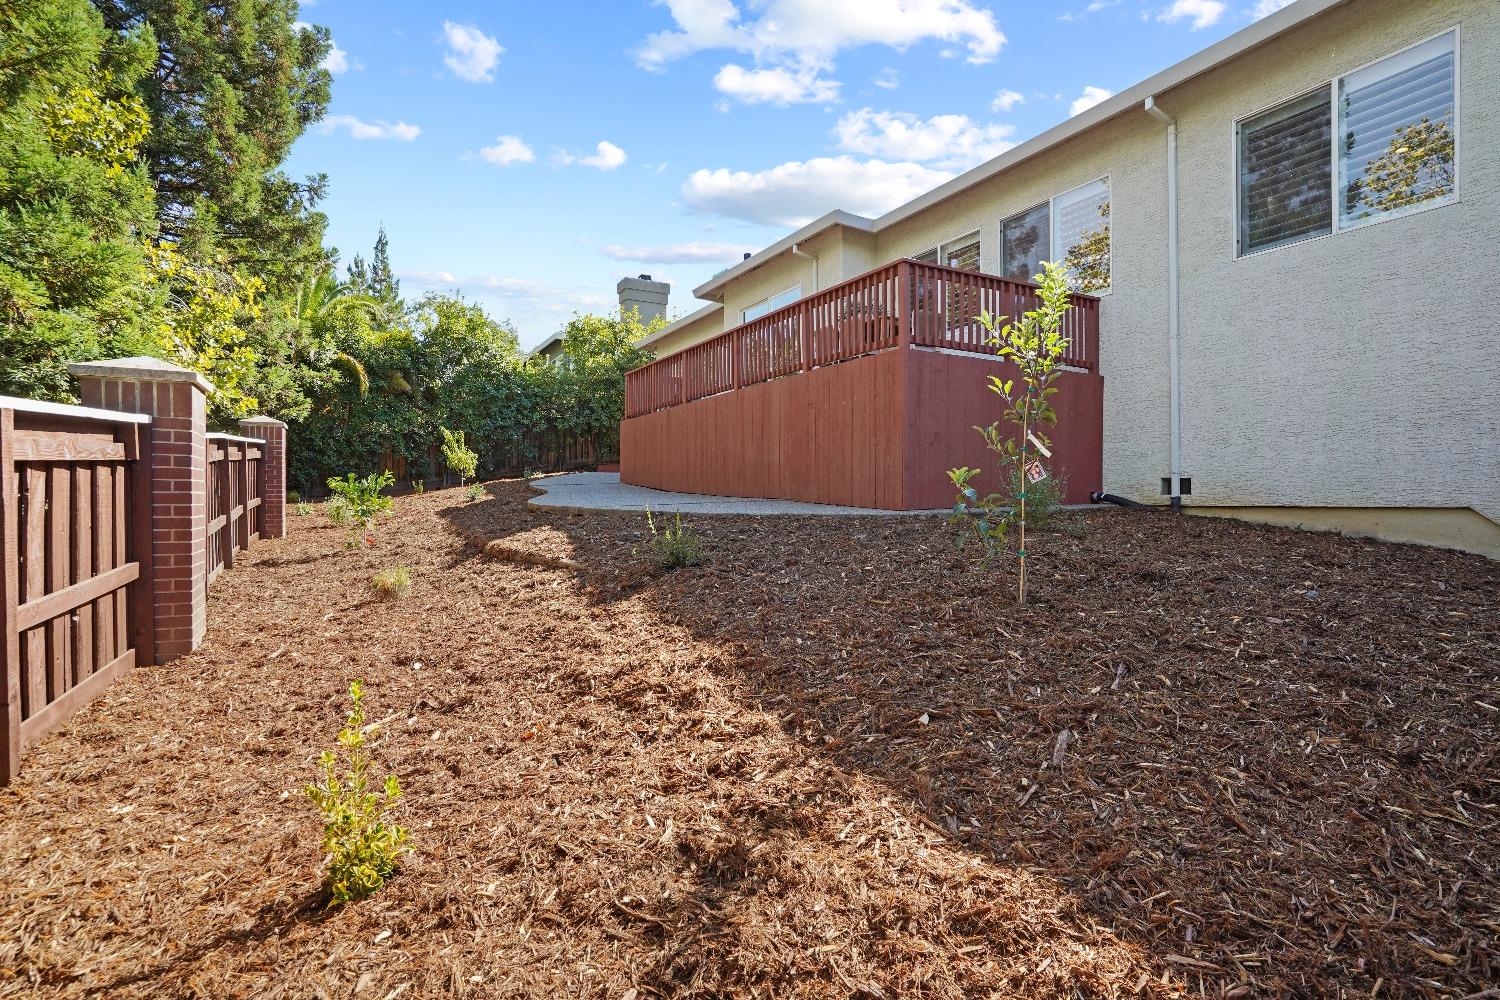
[616,274,668,325]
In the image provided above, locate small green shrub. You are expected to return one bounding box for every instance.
[326,494,354,526]
[370,566,412,600]
[287,490,302,504]
[439,427,478,485]
[326,471,395,534]
[295,501,313,517]
[1004,469,1067,531]
[411,479,424,495]
[636,509,704,570]
[465,482,485,502]
[304,680,410,906]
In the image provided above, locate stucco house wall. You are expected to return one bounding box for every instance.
[642,306,723,358]
[629,0,1498,554]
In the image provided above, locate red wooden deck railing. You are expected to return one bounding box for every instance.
[625,259,1100,418]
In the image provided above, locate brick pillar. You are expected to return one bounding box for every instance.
[238,416,288,539]
[69,357,212,663]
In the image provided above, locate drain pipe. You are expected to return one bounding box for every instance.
[791,243,820,292]
[1144,96,1183,513]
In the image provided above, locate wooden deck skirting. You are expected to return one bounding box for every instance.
[621,260,1104,510]
[2,383,287,784]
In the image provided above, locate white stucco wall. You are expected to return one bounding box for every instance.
[634,0,1498,534]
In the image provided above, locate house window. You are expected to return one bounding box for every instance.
[1001,203,1049,283]
[1053,179,1111,293]
[915,231,982,271]
[1238,89,1333,254]
[1236,28,1457,256]
[1338,30,1457,228]
[742,285,801,323]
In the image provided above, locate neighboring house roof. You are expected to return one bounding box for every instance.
[692,0,1351,302]
[528,333,566,361]
[638,302,723,349]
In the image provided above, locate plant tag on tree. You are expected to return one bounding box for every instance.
[1026,432,1053,458]
[1025,460,1048,484]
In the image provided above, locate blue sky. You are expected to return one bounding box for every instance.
[285,0,1293,350]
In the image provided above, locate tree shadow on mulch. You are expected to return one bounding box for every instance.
[437,483,1500,997]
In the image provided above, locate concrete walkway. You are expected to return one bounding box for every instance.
[528,472,944,516]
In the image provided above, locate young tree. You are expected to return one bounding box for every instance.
[949,261,1074,605]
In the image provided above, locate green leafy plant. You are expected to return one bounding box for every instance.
[411,479,424,495]
[304,680,410,906]
[465,483,485,502]
[370,566,412,600]
[295,501,313,517]
[948,260,1074,605]
[1005,469,1067,532]
[439,427,478,485]
[287,490,302,504]
[636,509,704,570]
[326,471,395,536]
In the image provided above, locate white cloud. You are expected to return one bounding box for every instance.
[991,88,1025,112]
[682,156,952,228]
[601,242,753,264]
[318,115,421,141]
[714,62,840,105]
[873,67,900,90]
[638,0,1006,68]
[1250,0,1295,17]
[396,269,610,313]
[637,0,1005,112]
[555,140,628,171]
[1156,0,1226,29]
[1069,85,1113,117]
[442,21,503,82]
[833,109,1016,171]
[479,135,535,166]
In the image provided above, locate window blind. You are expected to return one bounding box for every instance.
[1001,203,1049,282]
[1053,179,1110,292]
[1339,32,1456,225]
[1239,89,1332,254]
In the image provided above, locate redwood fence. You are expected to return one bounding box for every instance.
[626,259,1100,418]
[620,260,1104,510]
[1,359,288,784]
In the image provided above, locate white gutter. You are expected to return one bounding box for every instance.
[1144,96,1183,511]
[790,243,820,292]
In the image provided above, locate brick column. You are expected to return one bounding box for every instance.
[69,357,212,663]
[238,416,288,539]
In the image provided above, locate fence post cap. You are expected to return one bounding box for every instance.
[67,356,214,393]
[238,415,288,428]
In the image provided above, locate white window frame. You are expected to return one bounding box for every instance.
[999,174,1113,294]
[915,229,983,270]
[742,284,802,323]
[1233,25,1460,260]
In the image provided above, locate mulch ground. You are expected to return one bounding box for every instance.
[1,480,1496,999]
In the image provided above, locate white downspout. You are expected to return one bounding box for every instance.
[1144,96,1183,512]
[791,243,820,291]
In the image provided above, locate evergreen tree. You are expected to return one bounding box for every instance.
[91,0,334,288]
[0,0,163,400]
[369,226,400,305]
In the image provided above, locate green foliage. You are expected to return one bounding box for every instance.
[303,680,409,906]
[370,566,411,601]
[326,470,394,532]
[1345,117,1455,219]
[1004,469,1067,532]
[411,480,424,495]
[0,0,163,400]
[1061,201,1110,293]
[439,427,478,484]
[949,260,1074,604]
[465,483,485,502]
[294,501,313,517]
[636,509,704,570]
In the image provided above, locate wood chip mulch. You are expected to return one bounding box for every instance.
[1,480,1496,999]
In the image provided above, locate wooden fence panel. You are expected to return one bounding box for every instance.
[2,405,144,780]
[205,434,263,585]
